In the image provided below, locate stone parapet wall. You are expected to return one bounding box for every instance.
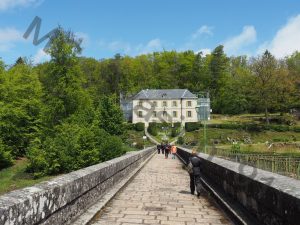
[177,147,300,225]
[0,147,155,225]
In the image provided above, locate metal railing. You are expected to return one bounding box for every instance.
[201,147,300,179]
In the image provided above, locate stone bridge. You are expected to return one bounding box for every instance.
[0,147,299,225]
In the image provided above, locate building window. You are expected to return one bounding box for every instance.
[162,101,167,107]
[138,111,143,118]
[153,111,157,117]
[153,101,157,107]
[187,101,192,107]
[138,101,143,106]
[172,101,177,107]
[173,111,177,117]
[187,111,192,117]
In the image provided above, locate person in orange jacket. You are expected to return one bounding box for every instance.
[171,145,177,159]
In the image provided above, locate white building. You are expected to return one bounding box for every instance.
[131,89,198,126]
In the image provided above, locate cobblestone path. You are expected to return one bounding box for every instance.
[89,153,233,225]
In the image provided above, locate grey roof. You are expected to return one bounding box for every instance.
[133,89,197,100]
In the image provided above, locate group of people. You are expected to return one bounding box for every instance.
[156,144,203,197]
[156,143,177,159]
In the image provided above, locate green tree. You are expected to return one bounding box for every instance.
[251,50,278,123]
[98,95,125,135]
[286,51,300,108]
[0,64,42,156]
[14,57,25,66]
[0,140,13,169]
[209,45,230,112]
[218,56,252,114]
[41,27,93,127]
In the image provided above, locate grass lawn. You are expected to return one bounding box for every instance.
[185,128,300,144]
[210,113,281,124]
[0,158,55,196]
[183,128,300,156]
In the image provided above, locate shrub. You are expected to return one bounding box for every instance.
[173,122,181,128]
[185,122,201,132]
[99,136,126,162]
[161,122,168,128]
[148,122,158,136]
[272,138,289,142]
[177,136,184,145]
[125,123,135,130]
[0,141,13,170]
[185,121,300,133]
[292,126,300,132]
[244,123,264,132]
[220,123,242,130]
[231,143,241,153]
[135,141,144,149]
[171,128,180,137]
[27,122,127,176]
[273,113,296,125]
[26,140,48,177]
[135,122,145,132]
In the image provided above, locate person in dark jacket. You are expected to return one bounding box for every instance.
[157,144,161,154]
[165,143,170,159]
[161,142,165,154]
[188,149,203,196]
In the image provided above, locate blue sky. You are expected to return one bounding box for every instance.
[1,0,300,65]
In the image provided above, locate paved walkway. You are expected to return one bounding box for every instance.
[89,153,233,225]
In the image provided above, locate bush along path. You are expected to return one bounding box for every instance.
[145,125,185,145]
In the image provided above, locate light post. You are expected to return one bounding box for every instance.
[162,126,168,143]
[195,93,211,154]
[195,106,206,153]
[143,135,147,149]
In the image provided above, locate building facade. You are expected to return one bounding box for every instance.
[131,89,198,126]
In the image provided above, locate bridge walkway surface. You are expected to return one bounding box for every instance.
[88,153,233,225]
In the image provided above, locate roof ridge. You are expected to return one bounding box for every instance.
[181,89,188,98]
[142,90,149,98]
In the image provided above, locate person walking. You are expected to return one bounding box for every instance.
[157,144,161,154]
[187,149,203,197]
[161,142,165,154]
[171,145,177,159]
[165,143,170,159]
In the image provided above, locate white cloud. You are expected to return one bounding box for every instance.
[223,26,257,55]
[258,14,300,58]
[0,0,42,11]
[32,48,50,64]
[98,38,163,55]
[196,48,211,55]
[180,25,213,52]
[99,40,132,53]
[191,25,213,39]
[110,41,131,53]
[0,27,23,52]
[0,27,23,42]
[138,38,162,54]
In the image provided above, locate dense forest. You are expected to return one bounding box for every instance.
[0,28,300,176]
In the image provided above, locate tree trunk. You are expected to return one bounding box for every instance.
[265,108,270,124]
